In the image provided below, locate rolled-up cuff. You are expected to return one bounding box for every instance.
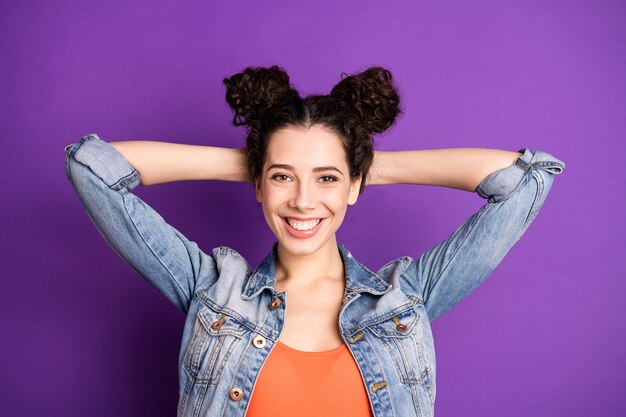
[64,133,141,191]
[476,147,565,203]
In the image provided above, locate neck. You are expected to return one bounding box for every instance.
[275,237,345,288]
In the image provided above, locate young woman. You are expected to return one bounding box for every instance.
[64,65,565,417]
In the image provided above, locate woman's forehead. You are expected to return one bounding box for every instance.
[265,126,348,168]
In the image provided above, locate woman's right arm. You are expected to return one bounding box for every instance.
[64,133,249,314]
[107,140,251,185]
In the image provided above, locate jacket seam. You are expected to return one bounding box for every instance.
[121,191,192,309]
[520,168,544,230]
[195,294,264,335]
[110,169,140,191]
[421,202,488,306]
[476,152,534,203]
[350,298,418,335]
[67,134,92,159]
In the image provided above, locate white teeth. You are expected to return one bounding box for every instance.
[286,218,321,231]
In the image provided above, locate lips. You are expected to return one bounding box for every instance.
[281,217,324,238]
[285,217,322,230]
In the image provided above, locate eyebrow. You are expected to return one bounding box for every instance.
[266,164,344,175]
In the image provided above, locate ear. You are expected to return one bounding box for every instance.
[348,175,363,206]
[255,178,263,203]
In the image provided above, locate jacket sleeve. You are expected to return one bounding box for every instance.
[399,147,566,323]
[64,133,219,314]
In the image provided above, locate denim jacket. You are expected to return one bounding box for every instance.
[64,134,565,417]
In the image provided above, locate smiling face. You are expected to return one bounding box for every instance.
[255,124,362,258]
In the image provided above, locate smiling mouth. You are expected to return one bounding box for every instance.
[283,217,323,231]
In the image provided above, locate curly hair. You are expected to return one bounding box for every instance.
[223,65,402,194]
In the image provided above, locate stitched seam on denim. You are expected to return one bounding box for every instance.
[370,311,419,337]
[71,135,140,191]
[352,299,417,334]
[183,318,209,378]
[408,379,423,416]
[475,185,489,200]
[178,375,195,415]
[392,338,415,384]
[210,336,241,385]
[422,206,487,309]
[351,261,389,294]
[533,160,564,170]
[345,337,377,414]
[121,192,191,308]
[196,295,262,334]
[410,332,431,387]
[520,170,543,231]
[69,135,90,159]
[198,308,248,338]
[339,245,388,293]
[479,160,529,204]
[226,336,255,417]
[379,256,411,275]
[110,169,140,191]
[515,157,532,173]
[380,337,406,386]
[192,380,210,417]
[203,335,224,384]
[380,257,415,299]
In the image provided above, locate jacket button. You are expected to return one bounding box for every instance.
[396,323,407,333]
[253,335,267,348]
[269,298,281,311]
[212,313,226,330]
[229,387,243,401]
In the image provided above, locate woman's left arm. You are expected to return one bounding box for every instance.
[369,147,566,323]
[367,148,524,190]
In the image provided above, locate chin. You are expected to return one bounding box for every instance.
[279,240,321,256]
[277,235,333,257]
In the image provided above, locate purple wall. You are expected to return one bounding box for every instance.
[2,1,624,416]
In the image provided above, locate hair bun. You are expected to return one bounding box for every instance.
[330,66,401,134]
[223,65,295,127]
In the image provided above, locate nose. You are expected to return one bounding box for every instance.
[289,180,315,211]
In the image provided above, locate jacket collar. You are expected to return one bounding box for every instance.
[241,242,392,300]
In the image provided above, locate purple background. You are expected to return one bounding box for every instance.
[2,1,624,416]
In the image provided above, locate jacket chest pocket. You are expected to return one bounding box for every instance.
[365,306,435,413]
[183,305,251,385]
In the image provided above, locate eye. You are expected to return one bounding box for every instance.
[271,173,292,182]
[319,175,338,183]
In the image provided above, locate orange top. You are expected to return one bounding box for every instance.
[247,341,373,417]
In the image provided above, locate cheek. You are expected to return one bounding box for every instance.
[259,202,279,233]
[332,193,349,207]
[260,188,287,215]
[326,189,351,213]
